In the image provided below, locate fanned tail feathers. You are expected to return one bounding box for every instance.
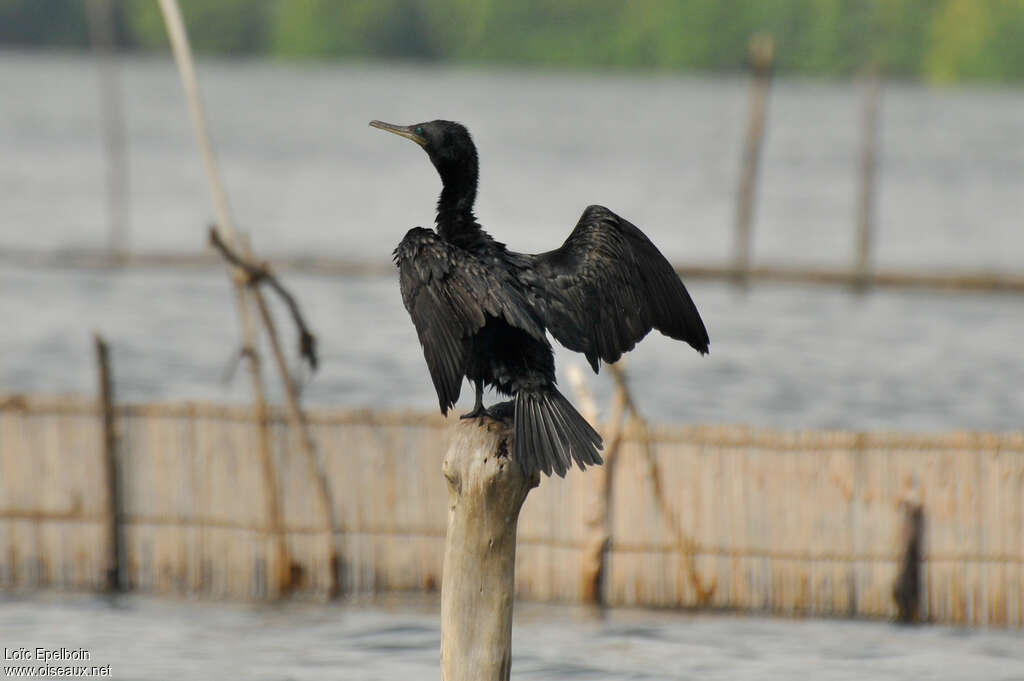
[514,389,603,477]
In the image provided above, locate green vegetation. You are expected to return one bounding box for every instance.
[4,0,1024,83]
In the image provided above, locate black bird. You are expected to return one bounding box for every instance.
[371,119,709,477]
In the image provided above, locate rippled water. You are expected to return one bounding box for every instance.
[1,595,1022,680]
[2,51,1023,430]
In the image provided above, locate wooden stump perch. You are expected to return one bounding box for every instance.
[441,416,540,681]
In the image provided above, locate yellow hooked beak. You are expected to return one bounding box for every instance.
[369,120,427,148]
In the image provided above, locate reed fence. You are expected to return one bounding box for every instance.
[0,394,1021,627]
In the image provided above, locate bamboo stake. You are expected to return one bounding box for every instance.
[607,363,716,605]
[441,418,539,681]
[85,0,130,256]
[208,227,335,595]
[855,64,882,289]
[253,290,340,597]
[733,33,775,284]
[156,0,292,596]
[568,365,626,605]
[93,334,122,591]
[157,0,236,242]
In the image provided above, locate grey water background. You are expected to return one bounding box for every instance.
[2,52,1024,430]
[3,52,1023,430]
[2,594,1023,681]
[3,51,1024,678]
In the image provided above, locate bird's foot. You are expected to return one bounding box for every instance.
[460,405,489,420]
[460,400,514,423]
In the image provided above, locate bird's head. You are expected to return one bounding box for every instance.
[370,120,478,207]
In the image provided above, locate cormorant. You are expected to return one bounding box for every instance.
[371,119,709,477]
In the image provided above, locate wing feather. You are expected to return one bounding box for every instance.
[395,227,544,414]
[531,205,709,371]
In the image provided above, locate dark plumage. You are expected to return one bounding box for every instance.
[371,119,709,477]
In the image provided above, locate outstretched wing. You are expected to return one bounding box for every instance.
[395,227,545,414]
[530,205,709,372]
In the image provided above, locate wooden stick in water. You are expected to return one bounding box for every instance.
[94,334,122,592]
[156,0,292,596]
[85,0,130,255]
[568,364,626,606]
[608,363,716,605]
[252,286,340,597]
[733,33,775,284]
[209,226,338,596]
[855,64,882,289]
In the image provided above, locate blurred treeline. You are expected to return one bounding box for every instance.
[5,0,1024,83]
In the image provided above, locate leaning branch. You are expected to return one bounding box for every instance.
[209,226,318,371]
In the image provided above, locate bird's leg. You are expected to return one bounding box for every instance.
[460,381,487,419]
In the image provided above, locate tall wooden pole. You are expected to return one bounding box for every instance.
[156,0,293,597]
[86,0,130,256]
[567,365,626,606]
[855,65,881,290]
[160,0,342,597]
[733,33,775,284]
[253,289,341,597]
[441,418,539,681]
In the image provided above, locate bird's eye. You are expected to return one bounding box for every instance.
[416,127,424,135]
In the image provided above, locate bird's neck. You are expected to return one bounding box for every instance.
[435,166,480,243]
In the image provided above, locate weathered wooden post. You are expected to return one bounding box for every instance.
[893,497,924,624]
[93,334,123,591]
[440,416,539,681]
[733,33,775,284]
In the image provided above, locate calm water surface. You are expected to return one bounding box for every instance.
[1,51,1023,429]
[1,594,1022,680]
